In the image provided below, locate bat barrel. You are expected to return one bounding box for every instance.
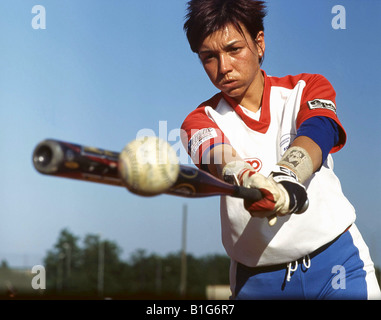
[32,139,123,186]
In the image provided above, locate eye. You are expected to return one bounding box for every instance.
[200,53,216,64]
[230,46,242,53]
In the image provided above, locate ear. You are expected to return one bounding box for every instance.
[256,31,265,57]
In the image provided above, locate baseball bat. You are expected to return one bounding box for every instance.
[32,139,277,225]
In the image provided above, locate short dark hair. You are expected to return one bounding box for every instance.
[184,0,267,53]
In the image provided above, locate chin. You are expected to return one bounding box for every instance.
[222,89,244,101]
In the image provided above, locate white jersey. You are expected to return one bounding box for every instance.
[181,70,356,267]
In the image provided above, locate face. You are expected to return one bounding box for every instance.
[198,23,265,105]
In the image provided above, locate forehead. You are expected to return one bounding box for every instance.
[199,23,252,51]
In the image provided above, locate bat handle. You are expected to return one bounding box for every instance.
[234,186,277,226]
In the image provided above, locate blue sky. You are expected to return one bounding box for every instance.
[0,0,380,269]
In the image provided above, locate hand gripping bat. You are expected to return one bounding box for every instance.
[32,139,279,226]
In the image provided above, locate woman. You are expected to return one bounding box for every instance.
[181,0,381,299]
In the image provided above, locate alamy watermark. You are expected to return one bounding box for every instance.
[28,263,347,291]
[31,5,46,30]
[31,265,46,290]
[332,5,346,30]
[30,5,347,31]
[331,265,346,290]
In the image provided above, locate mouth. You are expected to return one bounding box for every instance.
[220,79,238,90]
[222,78,236,84]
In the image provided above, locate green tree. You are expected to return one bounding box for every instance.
[42,228,231,299]
[44,229,131,297]
[127,249,165,297]
[44,228,81,294]
[81,234,130,296]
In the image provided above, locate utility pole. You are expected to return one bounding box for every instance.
[180,204,187,298]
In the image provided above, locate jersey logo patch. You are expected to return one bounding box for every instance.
[307,99,336,114]
[245,158,263,172]
[188,128,217,157]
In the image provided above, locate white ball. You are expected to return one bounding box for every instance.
[118,136,179,196]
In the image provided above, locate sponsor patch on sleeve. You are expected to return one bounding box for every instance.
[188,128,218,158]
[307,99,337,114]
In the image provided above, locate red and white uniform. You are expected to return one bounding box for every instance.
[181,71,356,267]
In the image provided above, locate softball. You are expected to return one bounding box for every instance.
[118,136,180,196]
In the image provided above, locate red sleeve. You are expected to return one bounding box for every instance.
[181,94,231,168]
[297,74,347,153]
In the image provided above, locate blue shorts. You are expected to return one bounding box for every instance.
[233,225,381,300]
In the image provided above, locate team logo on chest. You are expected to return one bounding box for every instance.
[245,158,263,172]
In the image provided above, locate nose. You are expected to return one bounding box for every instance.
[219,54,233,75]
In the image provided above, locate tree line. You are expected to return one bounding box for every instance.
[42,228,230,299]
[2,228,379,299]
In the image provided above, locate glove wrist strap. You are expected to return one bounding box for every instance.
[277,146,313,183]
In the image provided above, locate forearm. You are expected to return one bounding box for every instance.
[290,136,322,171]
[280,136,322,183]
[206,144,242,179]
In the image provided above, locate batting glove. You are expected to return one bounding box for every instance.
[269,165,308,215]
[222,161,307,217]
